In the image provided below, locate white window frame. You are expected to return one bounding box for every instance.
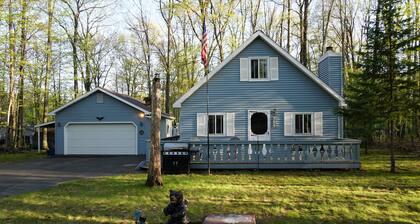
[248,57,270,81]
[207,113,226,136]
[293,112,314,136]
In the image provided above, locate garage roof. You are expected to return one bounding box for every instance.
[49,88,174,119]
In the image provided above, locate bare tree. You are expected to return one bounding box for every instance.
[6,0,17,148]
[16,0,28,148]
[321,0,334,54]
[209,0,237,62]
[159,0,175,114]
[249,0,261,33]
[128,1,153,99]
[287,0,291,52]
[42,0,54,150]
[297,0,312,67]
[146,75,163,187]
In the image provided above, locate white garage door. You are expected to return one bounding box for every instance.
[65,123,137,155]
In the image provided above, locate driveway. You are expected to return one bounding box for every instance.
[0,156,144,197]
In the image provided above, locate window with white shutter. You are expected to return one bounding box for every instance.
[197,113,235,137]
[284,112,323,136]
[196,113,207,136]
[270,57,278,80]
[241,57,278,81]
[226,113,235,136]
[284,112,293,136]
[314,112,323,136]
[240,58,249,81]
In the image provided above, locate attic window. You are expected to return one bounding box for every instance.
[250,58,268,79]
[96,93,104,104]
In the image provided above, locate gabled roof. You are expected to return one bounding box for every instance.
[49,87,174,119]
[173,31,346,108]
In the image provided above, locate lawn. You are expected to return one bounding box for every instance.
[0,149,419,224]
[0,150,46,163]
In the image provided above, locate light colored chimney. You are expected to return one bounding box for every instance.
[318,47,343,96]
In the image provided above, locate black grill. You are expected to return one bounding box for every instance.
[161,144,190,174]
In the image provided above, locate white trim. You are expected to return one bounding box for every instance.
[49,88,174,119]
[248,110,271,141]
[291,112,314,136]
[207,113,226,136]
[35,121,55,128]
[173,31,346,108]
[63,121,138,155]
[318,50,341,64]
[248,57,270,81]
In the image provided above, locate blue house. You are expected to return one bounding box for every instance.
[48,88,173,155]
[169,31,360,169]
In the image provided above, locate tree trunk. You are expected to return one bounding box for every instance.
[299,0,309,67]
[72,13,79,98]
[6,0,17,149]
[286,0,291,53]
[42,0,54,150]
[364,140,368,155]
[279,0,286,46]
[321,0,334,54]
[146,75,163,187]
[17,0,28,148]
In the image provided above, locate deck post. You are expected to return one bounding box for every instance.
[37,127,41,153]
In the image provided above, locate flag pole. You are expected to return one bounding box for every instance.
[200,0,210,175]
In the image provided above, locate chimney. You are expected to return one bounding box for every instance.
[318,47,343,96]
[143,96,151,105]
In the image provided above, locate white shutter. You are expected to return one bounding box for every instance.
[197,113,207,136]
[314,112,323,136]
[284,112,293,136]
[269,57,279,80]
[226,113,235,136]
[240,58,249,81]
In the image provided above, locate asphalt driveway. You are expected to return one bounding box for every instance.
[0,156,144,197]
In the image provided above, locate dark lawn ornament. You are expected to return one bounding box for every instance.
[163,190,189,224]
[133,210,146,224]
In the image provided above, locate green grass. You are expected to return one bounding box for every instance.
[0,149,419,224]
[0,151,45,163]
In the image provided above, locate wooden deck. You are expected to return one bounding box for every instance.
[162,139,361,170]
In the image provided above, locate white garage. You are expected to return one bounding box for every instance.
[64,123,137,155]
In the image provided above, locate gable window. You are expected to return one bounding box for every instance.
[295,113,312,134]
[250,58,268,79]
[96,93,104,104]
[208,114,224,135]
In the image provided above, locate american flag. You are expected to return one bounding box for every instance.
[201,22,208,66]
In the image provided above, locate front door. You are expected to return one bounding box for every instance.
[248,110,271,141]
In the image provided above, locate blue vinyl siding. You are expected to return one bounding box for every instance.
[179,37,341,141]
[55,92,167,155]
[318,55,343,96]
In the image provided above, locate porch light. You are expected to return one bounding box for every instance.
[139,112,145,119]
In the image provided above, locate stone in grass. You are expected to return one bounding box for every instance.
[203,214,256,224]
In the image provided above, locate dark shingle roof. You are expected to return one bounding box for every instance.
[103,88,172,118]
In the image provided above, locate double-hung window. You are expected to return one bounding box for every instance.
[295,113,312,134]
[208,114,224,135]
[250,58,268,79]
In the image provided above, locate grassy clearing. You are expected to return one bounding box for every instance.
[0,151,45,163]
[0,149,419,224]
